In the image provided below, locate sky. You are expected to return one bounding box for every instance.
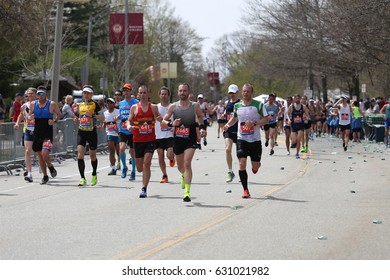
[166,0,248,56]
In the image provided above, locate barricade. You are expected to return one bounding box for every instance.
[1,119,108,173]
[364,114,385,142]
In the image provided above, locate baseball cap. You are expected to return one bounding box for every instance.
[16,92,24,97]
[122,83,132,91]
[197,94,204,99]
[228,84,239,93]
[37,89,47,96]
[106,97,115,103]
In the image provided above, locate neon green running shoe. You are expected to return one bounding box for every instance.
[91,175,97,186]
[78,178,87,187]
[181,174,185,189]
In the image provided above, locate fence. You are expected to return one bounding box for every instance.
[0,119,108,174]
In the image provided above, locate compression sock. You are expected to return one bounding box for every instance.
[239,170,248,191]
[91,159,98,176]
[78,159,85,179]
[120,153,127,168]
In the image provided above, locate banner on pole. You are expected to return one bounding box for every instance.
[160,62,177,79]
[109,13,144,45]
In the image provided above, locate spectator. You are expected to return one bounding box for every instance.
[367,99,380,114]
[10,92,24,122]
[0,94,6,123]
[61,95,75,119]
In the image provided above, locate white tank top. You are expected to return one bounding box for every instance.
[155,103,174,139]
[338,104,351,125]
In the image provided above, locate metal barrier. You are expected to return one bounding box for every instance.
[0,119,108,172]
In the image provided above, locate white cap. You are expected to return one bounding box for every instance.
[197,94,204,99]
[106,98,115,103]
[228,84,239,93]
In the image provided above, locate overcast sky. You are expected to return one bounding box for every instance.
[166,0,248,56]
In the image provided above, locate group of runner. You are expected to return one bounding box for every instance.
[13,82,390,202]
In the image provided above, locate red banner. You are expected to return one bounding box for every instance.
[208,72,220,85]
[109,13,144,45]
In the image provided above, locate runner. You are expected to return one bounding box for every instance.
[287,94,309,159]
[155,86,175,183]
[300,95,311,153]
[102,98,120,175]
[28,86,62,184]
[73,85,105,186]
[223,83,269,198]
[118,83,139,181]
[224,84,240,182]
[380,98,390,147]
[334,95,352,151]
[14,87,37,182]
[264,93,279,156]
[127,85,162,198]
[162,83,206,202]
[282,96,293,155]
[197,94,211,146]
[213,100,226,138]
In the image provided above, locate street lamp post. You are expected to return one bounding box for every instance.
[124,0,129,82]
[51,0,64,103]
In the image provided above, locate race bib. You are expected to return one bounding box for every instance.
[106,122,117,132]
[293,116,302,123]
[175,126,190,138]
[341,113,349,120]
[80,116,92,126]
[240,123,254,135]
[43,140,53,151]
[27,119,35,129]
[139,122,153,134]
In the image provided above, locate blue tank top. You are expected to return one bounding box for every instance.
[119,98,139,134]
[34,100,53,119]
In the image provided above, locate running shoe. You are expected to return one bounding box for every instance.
[121,166,128,179]
[270,149,274,156]
[129,171,136,181]
[226,171,235,183]
[181,174,185,189]
[265,140,269,147]
[274,142,278,146]
[344,146,347,152]
[108,169,116,175]
[40,175,49,185]
[169,158,175,167]
[242,189,251,199]
[291,143,297,148]
[23,171,28,177]
[78,178,87,187]
[183,196,191,202]
[115,161,121,170]
[24,175,33,183]
[295,153,300,159]
[197,143,202,150]
[300,146,306,153]
[139,188,147,198]
[203,139,207,146]
[160,175,168,183]
[49,165,57,178]
[286,151,290,155]
[304,146,309,153]
[91,175,97,186]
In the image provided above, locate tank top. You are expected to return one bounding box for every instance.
[265,102,278,124]
[173,101,197,140]
[78,100,101,131]
[291,104,304,124]
[104,108,120,137]
[155,103,174,139]
[385,104,390,119]
[33,100,53,138]
[118,98,139,134]
[225,99,240,133]
[133,103,156,142]
[338,104,351,125]
[24,101,35,132]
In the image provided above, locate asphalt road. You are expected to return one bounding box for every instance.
[0,125,389,260]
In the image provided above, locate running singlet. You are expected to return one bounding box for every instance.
[338,104,351,126]
[173,101,197,140]
[155,103,174,139]
[385,104,390,119]
[265,103,278,124]
[78,101,102,131]
[234,99,268,143]
[225,99,240,133]
[291,104,304,125]
[118,98,139,134]
[24,101,35,132]
[104,108,120,137]
[33,100,53,138]
[133,103,156,143]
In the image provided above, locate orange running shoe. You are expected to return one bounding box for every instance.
[169,158,175,167]
[160,175,168,183]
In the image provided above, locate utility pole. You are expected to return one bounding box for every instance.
[51,0,64,102]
